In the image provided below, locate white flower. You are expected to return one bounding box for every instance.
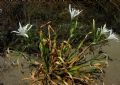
[12,22,32,38]
[69,4,82,20]
[107,29,119,41]
[100,24,109,34]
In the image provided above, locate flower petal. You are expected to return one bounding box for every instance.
[19,22,22,29]
[24,34,29,38]
[11,31,20,34]
[27,25,32,31]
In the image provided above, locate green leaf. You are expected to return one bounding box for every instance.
[69,63,89,72]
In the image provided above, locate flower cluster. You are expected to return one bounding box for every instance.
[12,22,32,38]
[107,29,119,41]
[69,4,82,20]
[99,24,119,41]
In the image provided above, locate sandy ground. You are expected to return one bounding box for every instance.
[0,52,31,85]
[103,40,120,85]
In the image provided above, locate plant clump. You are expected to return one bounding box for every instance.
[11,4,118,85]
